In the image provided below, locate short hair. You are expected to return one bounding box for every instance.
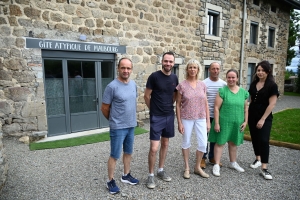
[117,57,132,68]
[209,62,221,68]
[162,51,175,60]
[185,59,201,79]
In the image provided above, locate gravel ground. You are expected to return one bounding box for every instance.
[1,95,300,200]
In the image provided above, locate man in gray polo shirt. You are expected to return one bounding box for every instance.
[101,58,139,194]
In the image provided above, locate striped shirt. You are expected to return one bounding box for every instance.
[203,77,227,118]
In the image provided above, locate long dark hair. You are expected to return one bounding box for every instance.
[250,60,275,90]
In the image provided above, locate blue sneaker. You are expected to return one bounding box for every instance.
[121,173,139,185]
[106,179,120,194]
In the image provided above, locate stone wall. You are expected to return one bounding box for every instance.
[0,0,292,136]
[0,0,294,191]
[0,121,7,191]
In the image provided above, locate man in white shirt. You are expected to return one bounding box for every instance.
[201,62,227,169]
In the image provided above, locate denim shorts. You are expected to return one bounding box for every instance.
[150,115,175,140]
[110,127,135,159]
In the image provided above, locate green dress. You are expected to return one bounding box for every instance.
[208,86,249,146]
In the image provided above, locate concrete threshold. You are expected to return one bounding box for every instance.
[36,128,110,143]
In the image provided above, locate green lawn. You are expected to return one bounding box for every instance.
[284,92,300,96]
[30,127,148,151]
[245,109,300,144]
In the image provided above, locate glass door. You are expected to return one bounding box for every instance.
[99,61,114,128]
[44,59,67,136]
[67,60,98,132]
[43,50,115,137]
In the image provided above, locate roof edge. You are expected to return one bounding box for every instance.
[283,0,300,10]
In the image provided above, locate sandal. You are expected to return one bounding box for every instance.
[183,169,190,179]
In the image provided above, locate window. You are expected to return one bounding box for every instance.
[270,64,274,76]
[268,27,275,47]
[271,6,276,13]
[250,22,258,44]
[204,65,210,78]
[207,10,219,36]
[247,63,256,90]
[172,64,179,76]
[253,0,260,6]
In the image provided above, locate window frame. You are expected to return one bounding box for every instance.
[247,63,256,90]
[268,27,275,48]
[172,64,179,77]
[250,21,258,45]
[207,10,219,36]
[204,65,210,79]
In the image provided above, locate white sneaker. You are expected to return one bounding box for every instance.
[229,162,245,172]
[261,169,273,180]
[212,164,220,176]
[250,160,262,169]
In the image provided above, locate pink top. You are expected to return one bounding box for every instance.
[176,80,207,120]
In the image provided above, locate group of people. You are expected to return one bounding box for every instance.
[101,52,279,194]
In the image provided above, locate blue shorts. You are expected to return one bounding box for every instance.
[110,127,135,159]
[150,115,175,140]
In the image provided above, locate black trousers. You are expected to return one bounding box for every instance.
[248,111,273,164]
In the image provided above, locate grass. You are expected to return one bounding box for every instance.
[245,109,300,145]
[284,92,300,96]
[30,127,149,151]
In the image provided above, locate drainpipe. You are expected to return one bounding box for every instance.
[239,0,247,87]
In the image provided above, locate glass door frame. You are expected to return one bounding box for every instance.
[42,50,115,136]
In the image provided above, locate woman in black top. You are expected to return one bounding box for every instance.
[248,60,279,180]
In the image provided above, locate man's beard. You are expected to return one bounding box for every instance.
[162,65,173,72]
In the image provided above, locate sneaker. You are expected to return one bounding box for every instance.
[261,169,273,180]
[209,158,223,167]
[201,159,206,169]
[157,170,172,182]
[106,179,120,194]
[121,173,139,185]
[250,160,262,169]
[229,162,245,172]
[212,164,220,176]
[146,175,156,189]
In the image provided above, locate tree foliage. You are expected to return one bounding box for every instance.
[287,10,300,66]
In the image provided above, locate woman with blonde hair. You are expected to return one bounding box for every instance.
[176,59,210,179]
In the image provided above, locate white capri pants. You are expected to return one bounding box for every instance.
[181,118,207,153]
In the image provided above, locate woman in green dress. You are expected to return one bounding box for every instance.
[208,69,249,177]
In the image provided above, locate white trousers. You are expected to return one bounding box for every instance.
[181,118,207,153]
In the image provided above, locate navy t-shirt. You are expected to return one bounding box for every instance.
[146,70,178,116]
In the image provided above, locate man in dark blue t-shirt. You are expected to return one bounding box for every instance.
[144,52,178,189]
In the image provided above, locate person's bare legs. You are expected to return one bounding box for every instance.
[262,163,268,169]
[148,140,160,173]
[214,143,224,165]
[108,156,117,180]
[195,150,204,170]
[228,141,244,172]
[193,150,209,178]
[182,148,190,170]
[123,153,131,174]
[228,141,237,162]
[158,137,169,168]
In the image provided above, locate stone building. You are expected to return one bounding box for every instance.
[1,0,300,191]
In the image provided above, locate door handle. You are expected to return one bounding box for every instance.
[93,98,99,104]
